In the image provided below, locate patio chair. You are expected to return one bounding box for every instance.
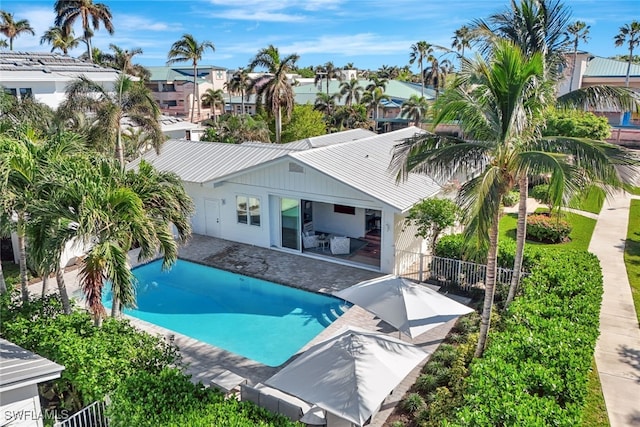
[330,236,350,255]
[302,231,319,249]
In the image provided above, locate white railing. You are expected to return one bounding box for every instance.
[395,250,523,290]
[54,401,108,427]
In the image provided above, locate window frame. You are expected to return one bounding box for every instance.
[236,195,261,227]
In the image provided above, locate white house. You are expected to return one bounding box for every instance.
[129,127,441,273]
[0,51,121,109]
[0,338,64,427]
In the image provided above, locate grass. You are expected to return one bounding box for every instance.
[569,186,606,214]
[624,199,640,325]
[581,360,610,427]
[623,184,640,196]
[499,211,597,251]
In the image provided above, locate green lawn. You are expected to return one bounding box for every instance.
[581,360,610,427]
[569,186,605,214]
[624,199,640,324]
[499,211,597,251]
[623,184,640,196]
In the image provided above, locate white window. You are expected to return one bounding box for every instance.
[237,196,261,226]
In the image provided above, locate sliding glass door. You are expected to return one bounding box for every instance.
[281,198,300,250]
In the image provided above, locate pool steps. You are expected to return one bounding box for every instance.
[318,303,349,327]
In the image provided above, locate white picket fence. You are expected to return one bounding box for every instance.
[396,250,522,290]
[53,401,108,427]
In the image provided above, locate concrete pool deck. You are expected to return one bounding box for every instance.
[29,234,459,427]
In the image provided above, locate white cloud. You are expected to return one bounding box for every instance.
[211,10,305,23]
[117,16,177,32]
[278,33,413,56]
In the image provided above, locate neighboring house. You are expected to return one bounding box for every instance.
[226,79,433,132]
[129,127,440,274]
[0,51,121,109]
[0,338,64,427]
[158,115,205,141]
[557,53,640,126]
[146,65,227,122]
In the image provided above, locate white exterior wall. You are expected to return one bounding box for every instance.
[1,384,44,427]
[183,159,402,272]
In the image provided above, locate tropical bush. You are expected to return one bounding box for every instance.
[501,191,519,207]
[450,250,603,426]
[530,184,554,211]
[526,214,572,243]
[107,368,298,427]
[543,108,611,140]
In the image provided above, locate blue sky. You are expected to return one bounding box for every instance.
[3,0,639,71]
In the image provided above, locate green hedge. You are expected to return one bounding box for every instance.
[527,214,572,243]
[107,368,299,427]
[449,250,603,426]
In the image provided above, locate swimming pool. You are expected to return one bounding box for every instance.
[103,259,348,367]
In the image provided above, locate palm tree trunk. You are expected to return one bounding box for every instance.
[56,268,71,314]
[506,176,528,307]
[41,274,49,297]
[85,31,93,63]
[569,43,578,91]
[0,260,6,294]
[193,64,201,122]
[475,212,500,358]
[275,106,282,144]
[420,61,424,98]
[625,46,633,87]
[9,37,14,51]
[241,89,245,115]
[17,218,28,304]
[111,296,120,318]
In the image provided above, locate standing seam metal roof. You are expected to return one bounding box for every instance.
[0,338,64,391]
[584,56,640,77]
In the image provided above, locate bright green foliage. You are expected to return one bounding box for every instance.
[625,199,640,324]
[405,198,460,252]
[0,296,179,410]
[526,214,572,243]
[530,184,554,211]
[542,108,611,140]
[569,185,605,214]
[401,392,425,414]
[450,251,603,426]
[280,104,326,143]
[501,191,519,207]
[108,368,300,427]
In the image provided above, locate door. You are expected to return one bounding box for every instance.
[281,198,300,250]
[204,199,221,237]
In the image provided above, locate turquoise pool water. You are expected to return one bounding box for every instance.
[103,259,347,367]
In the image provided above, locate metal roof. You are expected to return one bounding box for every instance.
[290,127,441,211]
[584,56,640,78]
[0,51,121,82]
[0,338,64,392]
[281,128,377,150]
[146,65,226,83]
[127,139,297,183]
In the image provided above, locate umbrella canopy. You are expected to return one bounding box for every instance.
[265,327,427,426]
[334,275,474,338]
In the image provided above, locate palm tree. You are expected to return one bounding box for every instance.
[61,75,163,168]
[424,58,454,98]
[314,61,343,97]
[409,41,432,97]
[121,127,153,160]
[565,21,590,90]
[40,26,80,55]
[362,87,390,125]
[339,79,364,106]
[0,39,7,49]
[614,21,640,87]
[215,114,270,143]
[167,34,215,123]
[103,44,150,80]
[400,95,429,126]
[54,0,114,63]
[314,92,338,117]
[392,41,552,357]
[201,88,225,123]
[225,68,251,115]
[0,11,35,50]
[452,25,473,60]
[247,45,299,144]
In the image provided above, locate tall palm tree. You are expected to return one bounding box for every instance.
[61,75,163,168]
[400,95,429,126]
[0,11,34,51]
[362,87,390,124]
[409,41,432,97]
[225,68,251,115]
[392,41,553,357]
[565,20,590,90]
[424,58,453,98]
[103,44,150,80]
[40,26,80,55]
[614,20,640,87]
[339,79,364,106]
[54,0,114,63]
[452,25,473,60]
[314,61,343,97]
[201,88,225,123]
[247,45,299,144]
[167,34,215,123]
[314,92,338,117]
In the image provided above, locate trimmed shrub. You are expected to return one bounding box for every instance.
[401,392,425,413]
[502,191,520,207]
[527,214,572,243]
[448,250,603,426]
[530,184,552,210]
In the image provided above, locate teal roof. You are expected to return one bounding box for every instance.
[293,79,435,102]
[584,57,640,78]
[147,65,226,83]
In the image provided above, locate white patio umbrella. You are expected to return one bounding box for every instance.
[265,326,427,426]
[334,275,474,339]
